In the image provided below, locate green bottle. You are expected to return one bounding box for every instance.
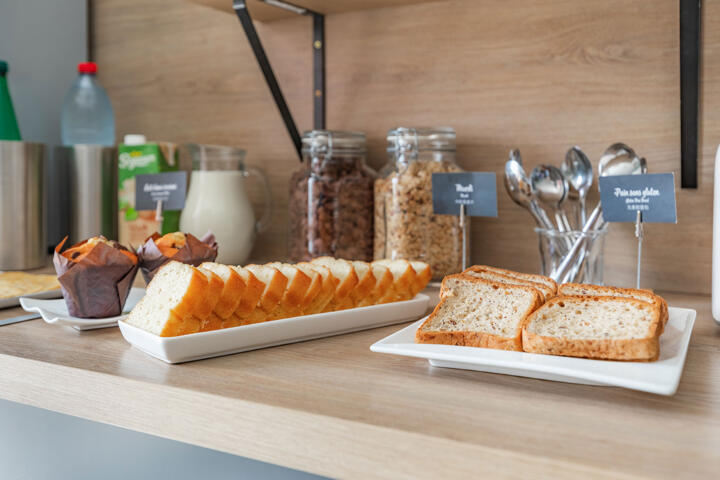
[0,60,21,141]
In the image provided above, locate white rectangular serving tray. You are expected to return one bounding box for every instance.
[119,294,430,364]
[370,306,696,396]
[1,288,63,309]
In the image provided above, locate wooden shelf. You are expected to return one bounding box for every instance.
[0,288,719,478]
[188,0,445,22]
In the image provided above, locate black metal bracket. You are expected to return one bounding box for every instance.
[233,0,325,161]
[680,0,701,188]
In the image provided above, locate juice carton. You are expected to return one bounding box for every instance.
[118,135,180,245]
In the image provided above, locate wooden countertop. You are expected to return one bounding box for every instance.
[0,289,719,479]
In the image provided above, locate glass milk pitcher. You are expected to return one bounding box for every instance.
[179,144,271,265]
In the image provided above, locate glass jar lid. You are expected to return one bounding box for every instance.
[387,127,456,154]
[302,130,366,156]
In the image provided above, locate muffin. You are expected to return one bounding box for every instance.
[136,231,218,283]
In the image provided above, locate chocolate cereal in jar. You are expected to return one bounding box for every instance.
[288,130,375,262]
[374,127,466,280]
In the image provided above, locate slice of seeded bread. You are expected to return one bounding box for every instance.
[416,274,543,351]
[463,266,553,302]
[475,265,557,297]
[558,283,668,333]
[199,262,245,319]
[522,296,661,361]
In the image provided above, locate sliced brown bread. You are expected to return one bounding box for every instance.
[265,262,312,320]
[416,274,543,351]
[243,264,288,323]
[297,262,338,314]
[358,264,394,307]
[558,282,668,333]
[373,259,417,302]
[475,265,557,297]
[463,266,553,302]
[522,296,661,361]
[126,261,209,337]
[199,262,245,319]
[311,257,359,312]
[409,261,432,297]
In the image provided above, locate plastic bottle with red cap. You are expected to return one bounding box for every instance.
[61,61,115,146]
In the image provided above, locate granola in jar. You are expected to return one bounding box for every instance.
[374,127,466,279]
[288,131,375,262]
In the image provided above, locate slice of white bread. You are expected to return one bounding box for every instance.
[343,261,376,309]
[199,262,245,319]
[522,296,661,361]
[297,262,338,314]
[476,265,557,297]
[311,257,359,312]
[409,261,432,297]
[230,267,265,320]
[242,264,288,323]
[126,261,209,337]
[558,283,668,333]
[416,274,543,351]
[373,259,417,302]
[292,263,323,313]
[265,262,312,320]
[358,264,394,307]
[463,266,553,302]
[195,268,225,332]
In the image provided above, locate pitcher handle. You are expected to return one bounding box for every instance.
[245,166,273,234]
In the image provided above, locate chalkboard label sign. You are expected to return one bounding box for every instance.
[599,172,677,223]
[432,172,498,217]
[135,171,187,211]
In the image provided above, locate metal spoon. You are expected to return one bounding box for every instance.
[531,165,572,232]
[503,151,554,230]
[561,146,593,228]
[552,143,646,282]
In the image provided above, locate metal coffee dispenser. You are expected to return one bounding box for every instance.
[0,141,46,270]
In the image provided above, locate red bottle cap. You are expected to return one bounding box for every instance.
[77,62,97,74]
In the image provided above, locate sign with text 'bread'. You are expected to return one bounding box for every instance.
[431,172,498,217]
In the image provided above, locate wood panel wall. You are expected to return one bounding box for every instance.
[93,0,718,294]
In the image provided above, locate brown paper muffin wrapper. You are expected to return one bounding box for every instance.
[136,232,218,284]
[53,237,139,319]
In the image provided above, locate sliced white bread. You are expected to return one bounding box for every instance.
[311,257,359,312]
[297,262,338,314]
[292,263,323,313]
[416,274,543,351]
[265,262,312,320]
[463,266,553,302]
[230,267,266,319]
[558,283,668,333]
[342,260,376,309]
[195,268,224,319]
[522,295,661,361]
[475,265,557,297]
[409,261,432,297]
[242,264,288,323]
[358,264,394,307]
[373,259,417,302]
[199,262,245,319]
[126,261,208,337]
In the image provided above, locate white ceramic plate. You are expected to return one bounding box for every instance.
[370,306,696,396]
[19,288,146,330]
[0,288,63,309]
[118,294,430,364]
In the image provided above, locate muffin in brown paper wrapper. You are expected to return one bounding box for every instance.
[53,236,139,319]
[136,231,218,284]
